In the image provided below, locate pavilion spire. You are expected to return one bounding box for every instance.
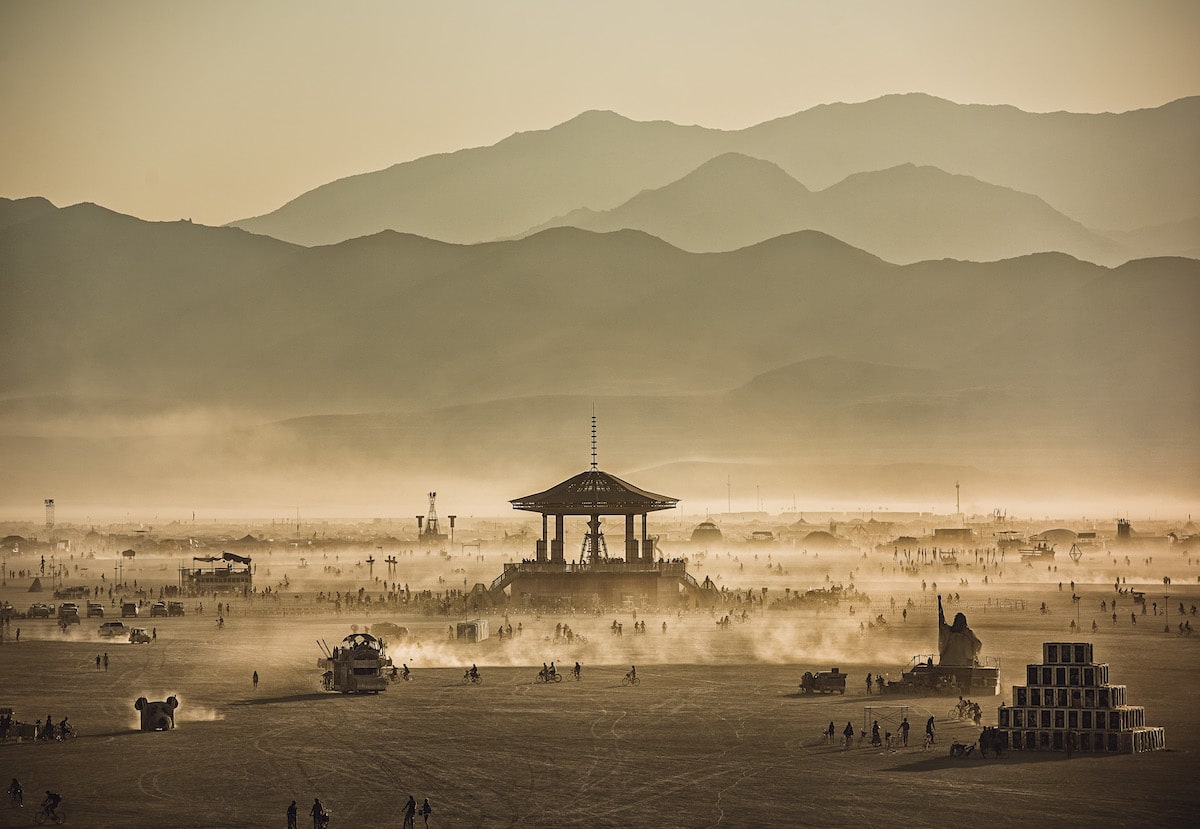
[590,404,598,470]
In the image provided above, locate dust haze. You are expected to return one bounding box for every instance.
[2,3,1199,826]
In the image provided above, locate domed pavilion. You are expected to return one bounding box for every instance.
[489,429,700,608]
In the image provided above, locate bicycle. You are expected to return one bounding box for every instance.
[622,672,640,686]
[35,805,66,825]
[536,671,562,683]
[461,671,482,685]
[56,725,77,742]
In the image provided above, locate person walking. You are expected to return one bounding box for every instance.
[287,800,298,829]
[402,795,417,829]
[420,798,432,827]
[842,721,854,749]
[253,671,259,690]
[95,654,102,671]
[103,652,109,671]
[925,716,935,745]
[865,673,872,695]
[310,797,325,829]
[900,717,910,747]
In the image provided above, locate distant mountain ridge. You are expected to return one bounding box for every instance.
[2,196,1197,515]
[229,94,1200,256]
[521,153,1124,263]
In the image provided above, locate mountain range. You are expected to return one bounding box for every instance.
[2,196,1197,513]
[229,94,1200,264]
[521,153,1123,264]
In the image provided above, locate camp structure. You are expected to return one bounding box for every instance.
[179,551,252,594]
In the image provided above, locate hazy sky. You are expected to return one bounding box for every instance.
[1,0,1197,226]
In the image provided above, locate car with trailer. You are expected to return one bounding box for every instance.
[799,668,847,694]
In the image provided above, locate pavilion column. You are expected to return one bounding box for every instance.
[536,513,548,562]
[588,514,601,564]
[642,513,652,564]
[551,514,565,564]
[625,513,637,563]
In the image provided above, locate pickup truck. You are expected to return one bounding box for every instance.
[99,620,128,637]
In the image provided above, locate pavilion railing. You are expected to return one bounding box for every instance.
[490,559,691,591]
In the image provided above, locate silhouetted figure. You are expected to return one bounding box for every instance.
[403,795,417,829]
[420,798,431,827]
[287,800,298,829]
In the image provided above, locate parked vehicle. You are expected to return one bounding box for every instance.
[28,603,54,619]
[149,602,168,617]
[167,601,185,617]
[121,602,139,618]
[86,602,105,618]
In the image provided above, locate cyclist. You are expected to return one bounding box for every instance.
[548,661,556,678]
[58,717,71,740]
[402,663,410,681]
[40,790,62,820]
[469,664,479,681]
[573,661,581,680]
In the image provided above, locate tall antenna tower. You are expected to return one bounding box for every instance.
[44,499,55,544]
[425,492,441,538]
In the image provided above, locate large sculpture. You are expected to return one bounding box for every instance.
[135,695,178,731]
[938,595,982,667]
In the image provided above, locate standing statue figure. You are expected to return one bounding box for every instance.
[938,595,982,667]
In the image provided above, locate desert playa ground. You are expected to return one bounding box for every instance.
[2,545,1198,828]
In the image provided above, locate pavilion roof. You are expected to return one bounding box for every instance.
[511,469,678,515]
